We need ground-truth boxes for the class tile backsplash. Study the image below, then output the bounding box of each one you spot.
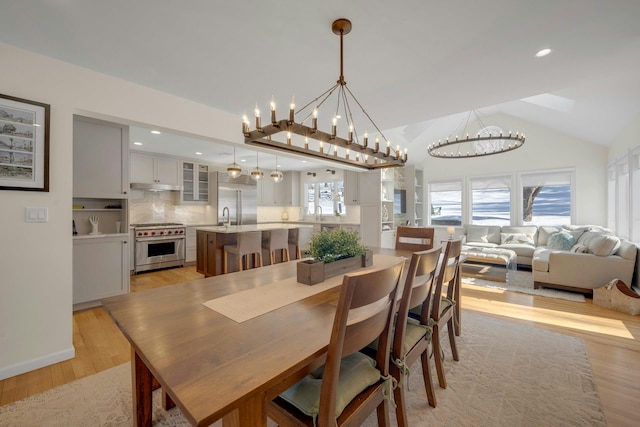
[129,190,216,225]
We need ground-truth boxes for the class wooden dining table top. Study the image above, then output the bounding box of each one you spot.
[102,247,411,426]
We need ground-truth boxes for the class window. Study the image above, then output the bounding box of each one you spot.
[520,170,574,226]
[631,149,640,242]
[306,181,345,216]
[470,176,511,226]
[429,180,462,225]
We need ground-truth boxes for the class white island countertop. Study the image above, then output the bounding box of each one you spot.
[196,223,313,233]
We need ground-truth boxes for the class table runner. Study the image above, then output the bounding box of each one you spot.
[202,254,404,322]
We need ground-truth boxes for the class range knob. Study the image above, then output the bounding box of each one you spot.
[167,230,173,234]
[144,232,148,236]
[159,231,164,235]
[151,231,156,236]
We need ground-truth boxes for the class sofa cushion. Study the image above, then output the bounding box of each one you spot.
[532,248,551,272]
[537,226,560,246]
[547,231,575,250]
[466,226,489,243]
[562,225,590,241]
[498,243,535,258]
[500,232,535,245]
[578,232,621,256]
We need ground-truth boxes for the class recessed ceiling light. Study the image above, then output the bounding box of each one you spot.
[195,152,203,155]
[535,48,551,57]
[133,141,143,146]
[241,159,246,162]
[150,130,161,135]
[302,160,307,163]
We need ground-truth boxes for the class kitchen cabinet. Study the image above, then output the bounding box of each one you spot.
[73,116,129,198]
[340,224,360,236]
[182,161,210,203]
[72,115,130,310]
[130,152,180,186]
[344,170,359,205]
[186,226,198,263]
[73,235,129,310]
[381,229,396,249]
[258,171,300,206]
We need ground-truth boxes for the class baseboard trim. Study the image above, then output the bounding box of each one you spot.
[0,347,75,381]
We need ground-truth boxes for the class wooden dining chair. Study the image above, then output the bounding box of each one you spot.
[222,231,263,273]
[267,259,405,427]
[391,247,441,426]
[431,238,462,389]
[395,226,435,252]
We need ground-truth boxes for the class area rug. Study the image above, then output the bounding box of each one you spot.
[462,267,586,303]
[0,311,604,427]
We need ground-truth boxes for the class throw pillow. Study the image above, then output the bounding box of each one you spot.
[500,233,535,245]
[466,226,489,243]
[580,232,621,256]
[547,231,575,250]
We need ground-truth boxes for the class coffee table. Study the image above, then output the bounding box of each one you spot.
[460,246,517,283]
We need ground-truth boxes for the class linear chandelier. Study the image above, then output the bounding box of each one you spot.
[242,18,407,170]
[427,111,525,158]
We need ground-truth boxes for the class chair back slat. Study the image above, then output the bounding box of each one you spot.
[432,239,462,321]
[395,226,435,251]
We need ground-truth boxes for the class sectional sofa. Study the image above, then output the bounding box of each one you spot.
[462,224,637,295]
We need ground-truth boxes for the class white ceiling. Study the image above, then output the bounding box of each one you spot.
[2,1,640,171]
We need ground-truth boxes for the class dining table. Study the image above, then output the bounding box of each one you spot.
[102,247,414,427]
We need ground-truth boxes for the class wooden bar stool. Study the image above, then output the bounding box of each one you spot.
[262,229,290,265]
[288,227,313,259]
[223,231,263,273]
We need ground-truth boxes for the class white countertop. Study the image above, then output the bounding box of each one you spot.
[196,223,314,233]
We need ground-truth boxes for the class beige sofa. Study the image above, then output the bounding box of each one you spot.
[462,224,638,295]
[532,225,637,294]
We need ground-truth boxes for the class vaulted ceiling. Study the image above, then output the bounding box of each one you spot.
[2,1,639,170]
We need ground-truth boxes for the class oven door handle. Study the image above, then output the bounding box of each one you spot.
[136,235,186,243]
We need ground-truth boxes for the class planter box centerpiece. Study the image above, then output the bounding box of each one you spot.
[297,228,372,285]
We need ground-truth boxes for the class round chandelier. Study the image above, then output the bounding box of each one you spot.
[427,111,525,158]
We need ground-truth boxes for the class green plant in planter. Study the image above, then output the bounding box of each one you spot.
[309,229,367,263]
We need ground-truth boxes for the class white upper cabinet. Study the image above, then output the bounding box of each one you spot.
[344,170,359,205]
[73,117,129,198]
[181,161,209,203]
[130,152,180,186]
[258,171,300,206]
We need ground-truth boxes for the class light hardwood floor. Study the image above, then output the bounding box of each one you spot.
[1,266,639,426]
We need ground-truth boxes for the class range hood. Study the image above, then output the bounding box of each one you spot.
[130,182,182,192]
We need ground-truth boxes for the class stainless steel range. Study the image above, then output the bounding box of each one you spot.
[132,223,186,273]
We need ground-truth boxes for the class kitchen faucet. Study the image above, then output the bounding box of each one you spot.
[315,205,323,221]
[222,206,230,226]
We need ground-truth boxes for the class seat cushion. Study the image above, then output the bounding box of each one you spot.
[279,352,380,420]
[403,318,431,355]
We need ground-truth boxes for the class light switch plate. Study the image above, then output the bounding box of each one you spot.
[25,207,48,223]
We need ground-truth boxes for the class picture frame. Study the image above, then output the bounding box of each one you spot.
[0,93,50,192]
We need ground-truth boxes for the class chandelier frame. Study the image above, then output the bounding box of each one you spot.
[243,18,407,170]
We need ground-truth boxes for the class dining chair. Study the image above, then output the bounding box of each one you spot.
[391,247,441,425]
[263,228,291,265]
[431,238,462,389]
[289,226,313,259]
[222,231,263,273]
[267,259,405,427]
[395,226,435,252]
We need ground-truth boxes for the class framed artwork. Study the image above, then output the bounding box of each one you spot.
[0,93,50,192]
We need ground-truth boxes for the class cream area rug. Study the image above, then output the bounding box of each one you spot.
[462,267,586,303]
[0,311,604,427]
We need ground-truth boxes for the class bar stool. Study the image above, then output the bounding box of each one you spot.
[223,231,263,274]
[288,227,313,259]
[262,228,290,265]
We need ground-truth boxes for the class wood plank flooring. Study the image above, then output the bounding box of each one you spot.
[1,266,639,426]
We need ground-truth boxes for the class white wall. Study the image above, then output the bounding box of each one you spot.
[0,42,240,379]
[608,113,640,162]
[421,113,608,226]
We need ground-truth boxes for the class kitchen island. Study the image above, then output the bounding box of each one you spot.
[196,224,314,277]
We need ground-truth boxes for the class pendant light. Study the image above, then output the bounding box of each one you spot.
[270,155,284,183]
[227,146,242,178]
[250,152,264,181]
